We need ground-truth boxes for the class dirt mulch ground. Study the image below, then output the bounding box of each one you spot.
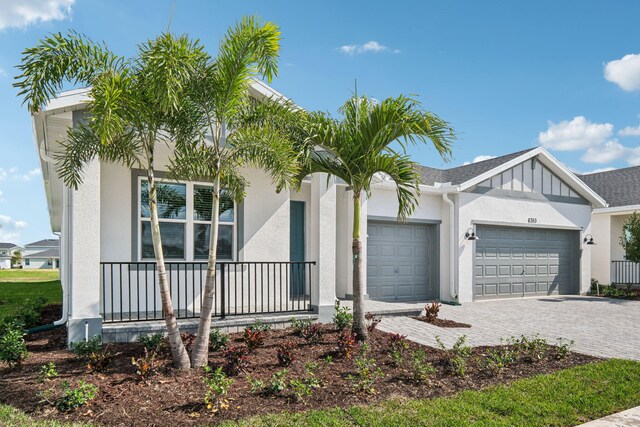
[0,321,599,427]
[412,316,472,328]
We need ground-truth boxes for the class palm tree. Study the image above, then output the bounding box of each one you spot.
[167,16,305,367]
[303,94,456,340]
[11,250,22,269]
[14,31,207,369]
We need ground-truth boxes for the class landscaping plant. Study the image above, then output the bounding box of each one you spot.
[333,300,353,331]
[132,348,159,382]
[509,334,550,363]
[203,366,233,413]
[621,211,640,263]
[53,380,98,412]
[243,327,266,351]
[209,328,229,351]
[408,349,436,383]
[0,321,28,368]
[14,296,47,328]
[555,338,575,359]
[276,341,296,367]
[388,333,409,367]
[70,336,102,361]
[138,333,165,353]
[222,346,250,375]
[300,322,321,343]
[480,345,517,377]
[424,301,441,322]
[365,312,381,332]
[436,335,472,377]
[266,369,289,395]
[348,344,384,394]
[337,329,358,359]
[38,362,59,382]
[290,318,313,336]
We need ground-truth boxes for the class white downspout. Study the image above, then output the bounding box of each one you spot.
[442,192,458,301]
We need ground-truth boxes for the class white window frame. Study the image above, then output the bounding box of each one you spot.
[137,177,237,262]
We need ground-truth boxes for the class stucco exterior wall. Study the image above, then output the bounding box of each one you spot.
[591,214,612,283]
[457,192,593,302]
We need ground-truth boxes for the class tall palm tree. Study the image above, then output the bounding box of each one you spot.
[303,94,456,340]
[167,16,305,367]
[14,31,207,369]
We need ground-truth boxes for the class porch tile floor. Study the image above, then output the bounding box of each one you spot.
[355,296,640,361]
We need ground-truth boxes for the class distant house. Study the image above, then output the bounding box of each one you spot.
[0,243,23,269]
[23,239,60,269]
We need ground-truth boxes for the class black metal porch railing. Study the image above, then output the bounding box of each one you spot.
[611,260,640,285]
[100,261,315,323]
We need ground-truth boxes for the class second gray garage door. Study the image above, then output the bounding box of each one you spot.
[367,221,439,301]
[474,225,579,300]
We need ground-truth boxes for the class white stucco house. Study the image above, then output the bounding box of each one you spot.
[23,239,60,269]
[579,167,640,286]
[0,243,22,269]
[33,83,624,343]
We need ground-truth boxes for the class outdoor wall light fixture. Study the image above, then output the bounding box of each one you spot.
[583,234,596,245]
[464,228,479,241]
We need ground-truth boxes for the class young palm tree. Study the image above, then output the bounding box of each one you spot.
[303,94,456,340]
[14,31,207,369]
[167,16,305,367]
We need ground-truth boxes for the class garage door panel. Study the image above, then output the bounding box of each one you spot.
[367,221,438,301]
[475,225,578,300]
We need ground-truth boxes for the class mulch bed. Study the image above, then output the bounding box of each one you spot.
[412,316,472,328]
[0,314,599,427]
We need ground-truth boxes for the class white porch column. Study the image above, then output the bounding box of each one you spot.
[67,158,102,344]
[309,173,337,322]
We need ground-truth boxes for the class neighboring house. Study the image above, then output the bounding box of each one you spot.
[0,242,23,269]
[579,167,640,285]
[23,239,60,269]
[32,84,612,343]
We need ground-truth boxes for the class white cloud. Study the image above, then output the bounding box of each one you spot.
[581,167,616,174]
[338,40,400,55]
[463,155,496,165]
[0,68,6,78]
[539,116,614,151]
[581,140,628,163]
[604,54,640,92]
[0,0,74,30]
[14,168,41,181]
[619,125,640,137]
[0,214,28,243]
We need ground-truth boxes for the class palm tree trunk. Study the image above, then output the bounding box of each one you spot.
[191,173,221,367]
[352,193,368,341]
[147,146,191,369]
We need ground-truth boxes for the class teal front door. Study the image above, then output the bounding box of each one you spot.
[290,201,305,297]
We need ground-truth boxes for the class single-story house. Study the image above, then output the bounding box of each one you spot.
[579,167,640,286]
[0,242,22,269]
[33,83,625,343]
[23,239,60,269]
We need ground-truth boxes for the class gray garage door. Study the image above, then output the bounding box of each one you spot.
[367,221,438,301]
[474,225,579,300]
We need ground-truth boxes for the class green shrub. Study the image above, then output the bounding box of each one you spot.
[54,380,98,412]
[138,333,165,353]
[408,349,436,383]
[203,365,233,413]
[38,362,59,382]
[15,296,47,328]
[337,329,357,359]
[70,335,102,361]
[436,335,472,377]
[509,334,549,363]
[333,300,353,331]
[247,319,272,333]
[554,338,575,359]
[222,346,249,376]
[290,318,313,336]
[480,345,517,376]
[300,323,321,343]
[388,333,409,367]
[348,344,384,394]
[0,322,28,368]
[131,348,158,381]
[266,369,288,395]
[209,328,229,351]
[276,341,296,367]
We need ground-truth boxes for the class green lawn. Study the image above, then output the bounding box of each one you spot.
[1,359,640,426]
[0,270,62,318]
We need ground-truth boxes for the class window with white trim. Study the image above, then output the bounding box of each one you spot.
[138,179,236,261]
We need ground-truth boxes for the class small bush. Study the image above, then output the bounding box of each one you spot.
[54,380,98,412]
[222,345,249,376]
[86,347,113,373]
[289,362,321,403]
[509,334,549,363]
[243,327,265,351]
[138,333,165,353]
[0,322,28,368]
[209,328,229,351]
[337,329,357,359]
[333,300,353,331]
[132,348,158,381]
[408,349,436,383]
[290,318,313,336]
[424,301,441,322]
[301,323,321,343]
[554,338,575,359]
[276,341,296,367]
[365,312,381,332]
[247,319,272,333]
[388,333,409,367]
[70,335,102,361]
[436,335,472,377]
[15,296,47,328]
[480,345,517,376]
[265,369,288,395]
[203,366,233,414]
[348,345,384,394]
[38,362,59,382]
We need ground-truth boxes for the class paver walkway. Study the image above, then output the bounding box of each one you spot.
[578,406,640,426]
[353,296,640,360]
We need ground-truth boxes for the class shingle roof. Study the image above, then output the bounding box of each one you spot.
[578,166,640,208]
[417,148,536,186]
[0,243,20,249]
[24,248,60,259]
[25,239,59,248]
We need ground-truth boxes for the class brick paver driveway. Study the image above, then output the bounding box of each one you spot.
[374,296,640,360]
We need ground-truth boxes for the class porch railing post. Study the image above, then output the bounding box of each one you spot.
[220,263,226,319]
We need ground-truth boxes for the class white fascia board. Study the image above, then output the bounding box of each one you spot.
[456,146,607,208]
[593,204,640,215]
[371,180,460,194]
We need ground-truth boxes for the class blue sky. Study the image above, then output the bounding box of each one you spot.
[0,0,639,244]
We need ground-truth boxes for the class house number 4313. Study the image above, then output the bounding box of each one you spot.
[528,218,538,223]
